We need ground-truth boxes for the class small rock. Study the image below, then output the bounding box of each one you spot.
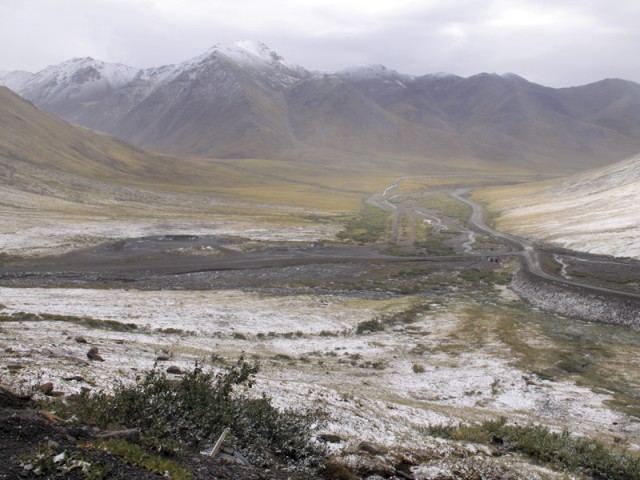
[7,364,24,370]
[358,441,387,456]
[87,347,104,362]
[39,411,66,423]
[166,366,183,375]
[395,468,415,480]
[53,452,66,464]
[156,354,171,361]
[319,434,343,443]
[75,336,88,344]
[63,375,85,382]
[4,347,13,353]
[0,384,32,408]
[46,439,60,450]
[96,428,141,442]
[38,382,54,395]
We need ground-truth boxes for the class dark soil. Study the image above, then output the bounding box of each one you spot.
[0,403,316,480]
[0,235,487,292]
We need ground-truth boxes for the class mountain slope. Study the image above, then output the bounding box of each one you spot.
[475,153,640,258]
[343,71,640,171]
[0,86,372,218]
[0,85,195,184]
[4,42,640,173]
[111,43,304,158]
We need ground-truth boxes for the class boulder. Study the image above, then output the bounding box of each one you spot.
[358,441,388,456]
[87,347,105,362]
[38,382,54,395]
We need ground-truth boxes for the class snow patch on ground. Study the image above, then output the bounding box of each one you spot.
[1,287,637,450]
[0,217,340,257]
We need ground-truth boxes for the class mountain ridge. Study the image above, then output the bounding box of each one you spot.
[3,41,640,173]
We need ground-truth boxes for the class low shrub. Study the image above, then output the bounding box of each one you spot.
[0,311,138,332]
[74,357,325,468]
[355,319,385,334]
[428,418,640,480]
[412,363,426,373]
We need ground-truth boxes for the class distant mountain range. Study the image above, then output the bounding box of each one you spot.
[3,41,640,174]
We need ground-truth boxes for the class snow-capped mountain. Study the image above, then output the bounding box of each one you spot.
[0,70,33,92]
[3,41,640,170]
[334,64,412,82]
[2,41,308,157]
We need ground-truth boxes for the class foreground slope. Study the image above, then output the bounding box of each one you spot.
[475,153,640,258]
[4,42,640,173]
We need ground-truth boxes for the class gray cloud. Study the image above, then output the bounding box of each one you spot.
[1,0,638,87]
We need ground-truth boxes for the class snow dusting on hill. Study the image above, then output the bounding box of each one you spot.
[492,153,640,259]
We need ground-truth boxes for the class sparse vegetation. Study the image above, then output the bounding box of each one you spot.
[93,439,192,479]
[0,311,138,332]
[72,357,325,468]
[428,418,640,480]
[337,204,391,243]
[412,363,425,373]
[414,234,455,255]
[419,192,470,220]
[356,303,431,334]
[355,319,385,334]
[458,267,511,285]
[155,327,187,335]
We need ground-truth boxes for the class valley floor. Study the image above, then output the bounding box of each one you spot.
[1,184,640,479]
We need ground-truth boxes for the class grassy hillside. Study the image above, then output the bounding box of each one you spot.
[0,86,376,214]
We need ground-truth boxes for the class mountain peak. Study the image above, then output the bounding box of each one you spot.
[32,56,139,90]
[206,40,289,68]
[336,64,410,81]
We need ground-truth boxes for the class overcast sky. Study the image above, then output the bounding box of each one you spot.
[1,0,638,87]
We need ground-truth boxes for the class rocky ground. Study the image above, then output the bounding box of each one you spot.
[0,397,315,479]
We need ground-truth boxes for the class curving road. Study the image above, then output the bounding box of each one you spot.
[449,189,640,300]
[377,175,640,300]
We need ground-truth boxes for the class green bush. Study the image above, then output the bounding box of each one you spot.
[412,363,426,373]
[355,319,385,334]
[74,357,325,468]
